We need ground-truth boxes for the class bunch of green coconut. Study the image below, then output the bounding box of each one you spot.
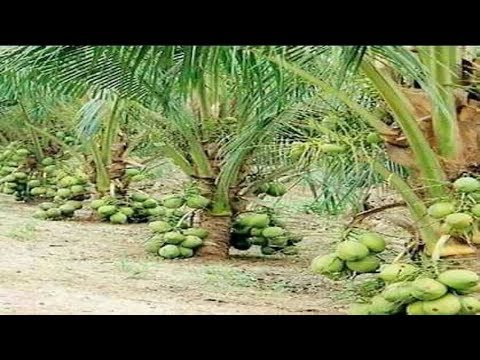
[0,145,35,199]
[310,232,387,278]
[143,191,213,259]
[349,264,480,315]
[145,220,208,259]
[89,192,166,224]
[426,176,480,241]
[123,167,147,184]
[254,181,288,197]
[289,141,346,161]
[33,172,90,220]
[54,130,79,146]
[231,209,302,255]
[0,145,61,202]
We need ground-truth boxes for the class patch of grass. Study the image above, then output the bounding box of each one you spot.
[117,259,153,279]
[6,221,39,241]
[202,266,259,289]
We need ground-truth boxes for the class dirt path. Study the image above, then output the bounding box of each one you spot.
[0,195,347,315]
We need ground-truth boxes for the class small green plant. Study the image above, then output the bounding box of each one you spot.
[117,259,153,279]
[7,221,38,241]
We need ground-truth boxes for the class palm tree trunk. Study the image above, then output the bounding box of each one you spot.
[196,212,232,259]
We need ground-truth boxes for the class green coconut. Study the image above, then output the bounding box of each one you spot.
[369,295,402,315]
[59,176,79,188]
[366,132,382,144]
[382,282,415,303]
[231,238,252,250]
[269,236,289,247]
[233,225,251,235]
[131,193,149,202]
[90,199,106,210]
[41,157,55,166]
[39,202,56,211]
[118,206,134,217]
[457,283,480,295]
[411,278,448,301]
[149,221,173,234]
[171,208,186,217]
[164,231,186,244]
[45,189,56,198]
[180,235,203,249]
[125,168,141,177]
[266,183,287,197]
[143,198,158,209]
[406,301,426,315]
[358,233,386,253]
[179,247,194,258]
[4,181,17,188]
[186,195,211,209]
[56,188,72,198]
[346,255,381,273]
[310,254,345,275]
[27,179,41,188]
[422,294,461,315]
[250,228,264,236]
[182,228,209,239]
[261,246,276,255]
[16,148,30,157]
[427,202,456,219]
[32,210,48,220]
[250,236,268,246]
[59,204,76,216]
[445,213,474,230]
[378,263,420,283]
[43,165,56,174]
[453,177,480,193]
[30,187,47,196]
[437,269,479,291]
[162,196,185,209]
[98,205,118,217]
[262,226,285,238]
[46,208,62,219]
[70,185,85,195]
[348,303,372,315]
[109,212,128,224]
[13,172,27,180]
[131,201,145,210]
[239,213,270,228]
[146,207,166,217]
[458,296,480,315]
[158,244,180,259]
[336,241,370,261]
[65,200,83,210]
[145,236,165,254]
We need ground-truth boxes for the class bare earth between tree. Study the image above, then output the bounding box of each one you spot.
[0,195,345,315]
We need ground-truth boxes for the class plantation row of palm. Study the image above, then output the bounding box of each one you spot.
[2,45,480,315]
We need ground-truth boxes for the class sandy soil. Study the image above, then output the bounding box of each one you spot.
[0,194,348,315]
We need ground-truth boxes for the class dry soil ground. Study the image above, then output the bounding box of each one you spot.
[0,191,353,315]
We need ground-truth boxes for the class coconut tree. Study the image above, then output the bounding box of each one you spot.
[269,45,480,257]
[0,46,328,258]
